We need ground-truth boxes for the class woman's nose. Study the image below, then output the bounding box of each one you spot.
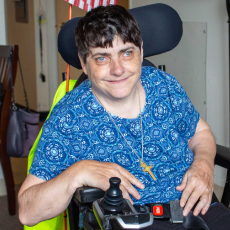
[110,59,125,76]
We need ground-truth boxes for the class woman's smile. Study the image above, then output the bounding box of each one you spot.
[107,77,129,84]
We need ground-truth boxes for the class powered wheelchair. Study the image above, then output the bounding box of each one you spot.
[26,3,230,230]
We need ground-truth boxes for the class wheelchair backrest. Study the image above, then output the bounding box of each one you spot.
[58,3,183,70]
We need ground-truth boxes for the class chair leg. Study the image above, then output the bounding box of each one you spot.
[221,169,230,208]
[0,148,16,215]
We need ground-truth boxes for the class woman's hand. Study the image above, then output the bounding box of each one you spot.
[176,159,214,216]
[71,160,145,204]
[176,118,216,217]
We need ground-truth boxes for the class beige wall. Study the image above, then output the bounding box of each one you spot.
[118,0,129,9]
[5,0,37,111]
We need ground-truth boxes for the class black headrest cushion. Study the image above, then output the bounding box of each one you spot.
[58,3,183,69]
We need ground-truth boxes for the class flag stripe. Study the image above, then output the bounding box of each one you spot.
[74,0,79,6]
[91,0,95,8]
[69,0,75,4]
[95,0,99,7]
[83,0,88,11]
[79,0,84,9]
[65,0,116,11]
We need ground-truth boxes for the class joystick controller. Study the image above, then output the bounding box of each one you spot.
[93,177,153,230]
[100,177,125,214]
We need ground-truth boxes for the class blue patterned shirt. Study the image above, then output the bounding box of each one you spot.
[30,66,200,205]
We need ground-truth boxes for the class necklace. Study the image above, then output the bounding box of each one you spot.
[92,86,157,181]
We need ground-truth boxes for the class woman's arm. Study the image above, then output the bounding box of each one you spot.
[18,160,144,226]
[176,118,216,216]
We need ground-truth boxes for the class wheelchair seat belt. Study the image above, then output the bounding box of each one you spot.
[140,200,209,230]
[135,194,218,230]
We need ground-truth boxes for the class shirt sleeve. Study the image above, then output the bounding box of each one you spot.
[29,93,80,181]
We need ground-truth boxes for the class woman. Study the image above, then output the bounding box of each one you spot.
[19,5,229,230]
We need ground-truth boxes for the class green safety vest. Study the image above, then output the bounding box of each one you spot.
[25,80,77,230]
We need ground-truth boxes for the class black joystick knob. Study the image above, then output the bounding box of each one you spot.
[104,177,123,206]
[100,177,125,214]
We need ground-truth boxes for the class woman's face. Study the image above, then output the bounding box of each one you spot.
[79,36,143,101]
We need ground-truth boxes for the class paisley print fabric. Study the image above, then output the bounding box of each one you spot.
[30,66,200,205]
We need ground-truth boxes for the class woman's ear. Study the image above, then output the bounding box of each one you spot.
[78,54,88,75]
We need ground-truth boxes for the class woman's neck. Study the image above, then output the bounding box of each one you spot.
[92,82,146,119]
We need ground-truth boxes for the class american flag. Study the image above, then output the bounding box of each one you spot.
[64,0,118,12]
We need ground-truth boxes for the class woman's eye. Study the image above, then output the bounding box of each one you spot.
[124,51,132,56]
[97,57,105,62]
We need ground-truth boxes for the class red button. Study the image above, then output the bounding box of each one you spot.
[153,205,163,216]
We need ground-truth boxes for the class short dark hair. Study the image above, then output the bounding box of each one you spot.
[75,5,142,63]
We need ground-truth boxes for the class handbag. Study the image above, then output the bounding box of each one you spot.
[6,52,40,157]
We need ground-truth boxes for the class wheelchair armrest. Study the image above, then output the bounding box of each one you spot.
[69,187,105,230]
[215,144,230,170]
[73,186,105,204]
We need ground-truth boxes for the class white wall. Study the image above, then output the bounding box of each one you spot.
[131,0,229,190]
[46,0,59,108]
[0,0,6,45]
[33,0,58,111]
[0,0,7,196]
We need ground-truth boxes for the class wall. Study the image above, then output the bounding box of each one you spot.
[33,0,58,110]
[0,0,7,196]
[131,0,229,194]
[0,0,6,44]
[5,0,37,111]
[5,0,58,112]
[118,0,129,10]
[0,0,6,46]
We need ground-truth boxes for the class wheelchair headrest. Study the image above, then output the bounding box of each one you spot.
[58,3,183,69]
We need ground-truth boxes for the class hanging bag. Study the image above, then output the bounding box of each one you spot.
[6,51,40,157]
